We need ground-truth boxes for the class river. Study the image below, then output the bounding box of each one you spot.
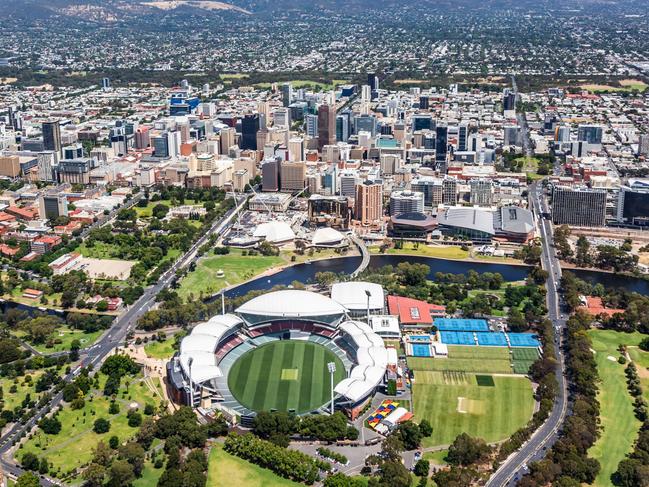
[222,255,649,298]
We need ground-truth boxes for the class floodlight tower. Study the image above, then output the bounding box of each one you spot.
[187,356,194,408]
[365,289,372,323]
[327,362,336,415]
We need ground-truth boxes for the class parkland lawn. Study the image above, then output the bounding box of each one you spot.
[13,325,103,354]
[19,374,161,476]
[368,242,522,264]
[587,329,648,487]
[177,247,342,300]
[207,443,300,487]
[144,337,177,359]
[412,371,534,446]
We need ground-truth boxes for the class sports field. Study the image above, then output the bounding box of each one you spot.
[588,330,647,487]
[228,341,345,413]
[408,346,515,374]
[412,371,534,446]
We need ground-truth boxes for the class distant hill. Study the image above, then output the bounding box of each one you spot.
[3,0,646,22]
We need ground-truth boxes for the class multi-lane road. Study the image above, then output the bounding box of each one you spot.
[0,195,247,485]
[487,182,569,486]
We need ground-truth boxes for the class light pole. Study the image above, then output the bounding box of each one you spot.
[365,289,372,323]
[187,357,194,408]
[327,362,336,415]
[221,290,225,315]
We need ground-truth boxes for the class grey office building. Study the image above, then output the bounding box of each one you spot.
[42,120,62,155]
[552,187,606,227]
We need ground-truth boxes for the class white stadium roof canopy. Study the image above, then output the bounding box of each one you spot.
[236,290,347,318]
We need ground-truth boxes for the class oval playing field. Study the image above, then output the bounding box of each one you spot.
[227,341,346,414]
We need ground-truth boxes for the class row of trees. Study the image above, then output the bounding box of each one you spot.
[224,433,325,484]
[554,226,639,274]
[252,411,358,446]
[519,312,601,486]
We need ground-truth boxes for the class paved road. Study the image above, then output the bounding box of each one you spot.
[0,196,248,485]
[486,182,569,486]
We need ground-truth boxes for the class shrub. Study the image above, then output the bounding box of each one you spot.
[93,418,111,434]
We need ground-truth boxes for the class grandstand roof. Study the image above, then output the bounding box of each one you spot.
[334,378,377,403]
[179,351,222,384]
[180,334,219,354]
[331,282,385,311]
[236,290,347,318]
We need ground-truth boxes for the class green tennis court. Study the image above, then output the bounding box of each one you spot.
[228,341,345,413]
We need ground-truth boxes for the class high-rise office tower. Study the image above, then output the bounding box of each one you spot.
[355,180,383,225]
[102,77,111,90]
[361,85,371,102]
[37,151,57,182]
[577,125,603,145]
[412,115,433,132]
[639,134,649,157]
[280,161,306,192]
[306,114,318,138]
[273,108,290,128]
[552,187,606,227]
[555,125,571,143]
[354,114,377,137]
[135,127,151,150]
[281,83,293,107]
[435,125,448,162]
[152,135,169,158]
[368,74,379,92]
[42,120,62,155]
[442,177,458,205]
[39,194,68,220]
[389,190,424,216]
[241,114,260,151]
[503,125,521,147]
[419,95,430,110]
[317,104,335,151]
[469,179,494,206]
[63,144,84,160]
[503,89,517,111]
[288,137,304,162]
[220,127,236,154]
[261,158,281,192]
[336,115,350,142]
[458,123,469,152]
[340,170,358,197]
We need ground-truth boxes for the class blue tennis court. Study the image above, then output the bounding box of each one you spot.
[434,318,489,332]
[412,344,432,357]
[476,332,508,346]
[508,333,541,348]
[440,331,476,346]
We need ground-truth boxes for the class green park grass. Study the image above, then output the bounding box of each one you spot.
[134,199,198,218]
[370,243,470,260]
[588,329,648,486]
[144,337,177,359]
[412,373,534,447]
[133,459,165,487]
[13,325,103,354]
[423,449,448,466]
[0,370,48,412]
[253,79,349,91]
[207,443,300,487]
[220,73,250,80]
[177,248,284,300]
[20,374,161,475]
[227,341,345,413]
[77,241,123,259]
[408,346,515,374]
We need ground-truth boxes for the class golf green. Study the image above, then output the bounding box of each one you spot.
[227,341,346,413]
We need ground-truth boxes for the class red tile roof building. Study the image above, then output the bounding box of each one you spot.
[387,295,446,326]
